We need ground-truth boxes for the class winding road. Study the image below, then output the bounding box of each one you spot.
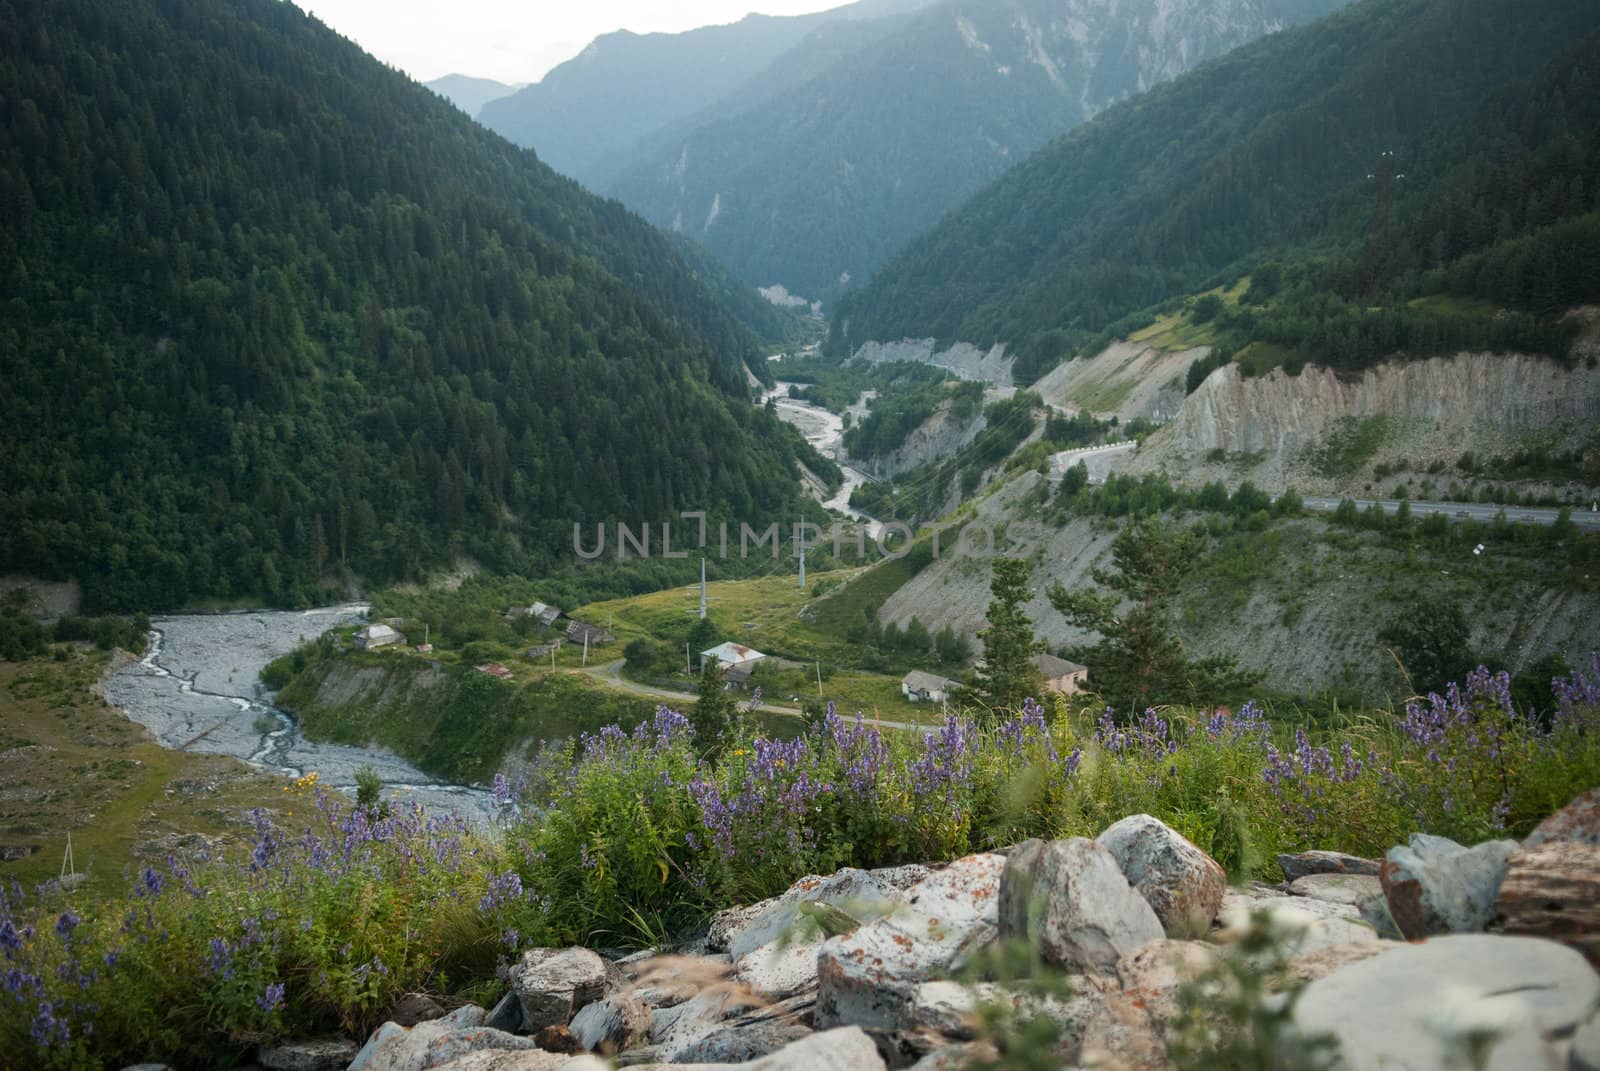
[574,659,927,733]
[1301,496,1600,531]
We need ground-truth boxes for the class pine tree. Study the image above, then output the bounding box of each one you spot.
[971,557,1043,717]
[692,656,737,752]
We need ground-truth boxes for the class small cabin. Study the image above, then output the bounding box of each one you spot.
[902,670,958,704]
[565,620,616,647]
[1034,653,1089,695]
[700,641,765,674]
[476,663,512,680]
[355,624,403,651]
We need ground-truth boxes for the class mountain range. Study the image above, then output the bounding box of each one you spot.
[831,0,1600,382]
[425,73,526,118]
[480,0,1350,304]
[476,0,940,187]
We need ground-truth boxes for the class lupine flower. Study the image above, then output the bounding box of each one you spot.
[257,981,285,1014]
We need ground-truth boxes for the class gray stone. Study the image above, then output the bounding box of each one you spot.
[815,853,1006,1030]
[484,991,523,1035]
[1293,935,1600,1070]
[347,1018,508,1071]
[1379,833,1517,939]
[425,1054,574,1071]
[256,1036,359,1071]
[901,981,989,1040]
[869,864,931,890]
[705,901,769,954]
[1115,939,1221,1025]
[1277,850,1381,882]
[1524,786,1600,848]
[568,993,650,1054]
[728,868,905,998]
[670,1019,814,1062]
[732,1026,885,1071]
[1097,814,1226,933]
[650,989,764,1058]
[390,994,448,1027]
[510,948,612,1031]
[998,838,1163,975]
[1221,895,1380,958]
[1574,1013,1600,1071]
[424,1028,540,1067]
[1286,872,1383,908]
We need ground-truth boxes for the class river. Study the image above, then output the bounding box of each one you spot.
[102,606,496,823]
[766,382,884,539]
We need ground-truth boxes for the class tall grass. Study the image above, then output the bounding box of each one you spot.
[3,659,1596,1068]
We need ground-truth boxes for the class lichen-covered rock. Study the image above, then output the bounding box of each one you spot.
[509,948,611,1032]
[1379,833,1517,939]
[1277,850,1381,882]
[1523,786,1600,848]
[1116,939,1220,1025]
[1494,840,1600,967]
[999,838,1163,975]
[256,1036,360,1071]
[815,854,1005,1030]
[727,868,905,998]
[567,993,650,1054]
[1292,935,1600,1070]
[1097,815,1226,933]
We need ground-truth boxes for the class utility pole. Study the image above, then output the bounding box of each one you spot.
[582,630,589,667]
[816,661,824,698]
[1366,150,1406,299]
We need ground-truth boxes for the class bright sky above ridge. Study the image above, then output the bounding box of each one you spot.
[297,0,847,85]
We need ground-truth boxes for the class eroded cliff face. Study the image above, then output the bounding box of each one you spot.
[1134,350,1600,493]
[844,401,988,480]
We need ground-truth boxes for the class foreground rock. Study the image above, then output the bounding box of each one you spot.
[722,868,905,998]
[565,992,650,1054]
[1379,833,1517,940]
[816,854,1005,1030]
[1277,850,1380,882]
[348,1005,489,1071]
[1293,935,1600,1070]
[510,948,613,1032]
[1524,787,1600,848]
[256,1036,359,1071]
[1494,841,1600,967]
[1097,815,1226,935]
[999,838,1164,975]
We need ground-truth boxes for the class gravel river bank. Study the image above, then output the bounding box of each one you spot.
[102,606,496,823]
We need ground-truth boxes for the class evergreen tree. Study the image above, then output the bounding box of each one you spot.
[971,558,1044,716]
[1048,517,1261,714]
[692,657,737,751]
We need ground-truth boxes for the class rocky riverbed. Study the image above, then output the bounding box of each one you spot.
[102,606,496,822]
[766,382,883,540]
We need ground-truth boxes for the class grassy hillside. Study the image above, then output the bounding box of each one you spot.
[0,652,286,896]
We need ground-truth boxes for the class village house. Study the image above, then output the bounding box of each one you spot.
[524,640,562,661]
[1035,653,1089,695]
[476,663,512,680]
[901,670,959,704]
[528,602,563,628]
[699,641,765,674]
[565,620,616,647]
[354,623,403,650]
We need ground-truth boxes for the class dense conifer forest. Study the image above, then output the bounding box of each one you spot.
[0,0,817,609]
[830,0,1600,384]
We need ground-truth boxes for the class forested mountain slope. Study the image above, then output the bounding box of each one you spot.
[476,0,939,187]
[0,0,815,609]
[606,0,1346,305]
[830,0,1600,382]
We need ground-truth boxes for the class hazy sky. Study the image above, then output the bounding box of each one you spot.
[298,0,847,85]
